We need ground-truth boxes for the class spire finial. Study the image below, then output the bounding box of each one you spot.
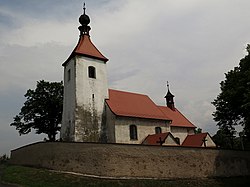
[79,2,91,35]
[83,2,86,14]
[167,81,170,90]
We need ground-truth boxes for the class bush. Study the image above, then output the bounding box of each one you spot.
[0,154,9,164]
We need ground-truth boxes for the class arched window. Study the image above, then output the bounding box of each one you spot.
[88,66,96,79]
[129,125,137,140]
[155,127,162,134]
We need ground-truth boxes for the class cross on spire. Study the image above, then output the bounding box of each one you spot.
[83,2,86,14]
[167,81,170,91]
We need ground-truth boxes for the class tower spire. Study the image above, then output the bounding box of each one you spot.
[164,82,175,110]
[78,2,91,35]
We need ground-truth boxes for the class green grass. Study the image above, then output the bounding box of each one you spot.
[1,164,250,187]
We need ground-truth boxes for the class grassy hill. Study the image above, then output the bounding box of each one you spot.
[1,164,250,187]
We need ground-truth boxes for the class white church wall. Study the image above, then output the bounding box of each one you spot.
[115,117,170,144]
[74,56,108,142]
[61,58,76,141]
[170,126,191,145]
[75,56,108,108]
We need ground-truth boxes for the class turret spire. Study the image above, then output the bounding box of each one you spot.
[164,82,175,110]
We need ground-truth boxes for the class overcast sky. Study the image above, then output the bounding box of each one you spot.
[0,0,249,155]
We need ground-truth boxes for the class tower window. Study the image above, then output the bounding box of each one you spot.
[155,127,162,134]
[129,125,137,140]
[67,69,71,82]
[88,66,96,79]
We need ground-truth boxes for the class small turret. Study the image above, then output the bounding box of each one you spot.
[164,82,175,110]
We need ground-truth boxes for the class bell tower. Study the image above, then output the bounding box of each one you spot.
[61,4,109,142]
[164,82,175,110]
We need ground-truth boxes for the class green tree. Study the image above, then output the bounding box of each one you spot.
[194,128,202,134]
[212,129,234,149]
[212,129,245,150]
[10,80,63,141]
[212,44,250,142]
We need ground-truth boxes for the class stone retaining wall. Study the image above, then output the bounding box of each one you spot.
[10,142,250,179]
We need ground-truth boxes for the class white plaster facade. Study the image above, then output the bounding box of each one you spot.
[171,126,195,144]
[61,58,76,141]
[115,118,170,144]
[75,56,108,109]
[105,104,196,145]
[61,55,108,142]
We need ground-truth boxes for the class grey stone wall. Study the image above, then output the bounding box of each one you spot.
[10,142,250,179]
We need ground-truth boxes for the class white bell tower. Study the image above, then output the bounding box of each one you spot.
[61,5,109,142]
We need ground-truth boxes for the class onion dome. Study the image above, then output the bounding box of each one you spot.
[78,3,91,35]
[79,12,90,26]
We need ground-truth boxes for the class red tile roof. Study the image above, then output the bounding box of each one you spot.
[182,133,208,147]
[106,89,170,120]
[106,89,169,120]
[158,106,196,128]
[106,89,196,129]
[63,34,108,66]
[142,132,177,145]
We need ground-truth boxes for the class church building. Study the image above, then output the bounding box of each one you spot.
[60,6,216,148]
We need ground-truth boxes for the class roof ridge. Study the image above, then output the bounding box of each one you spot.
[108,89,148,97]
[188,132,208,136]
[148,132,169,137]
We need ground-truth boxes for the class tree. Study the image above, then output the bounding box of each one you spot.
[212,44,250,142]
[10,80,63,141]
[194,128,202,134]
[212,129,234,149]
[212,128,246,150]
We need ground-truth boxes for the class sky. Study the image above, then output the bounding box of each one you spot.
[0,0,249,155]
